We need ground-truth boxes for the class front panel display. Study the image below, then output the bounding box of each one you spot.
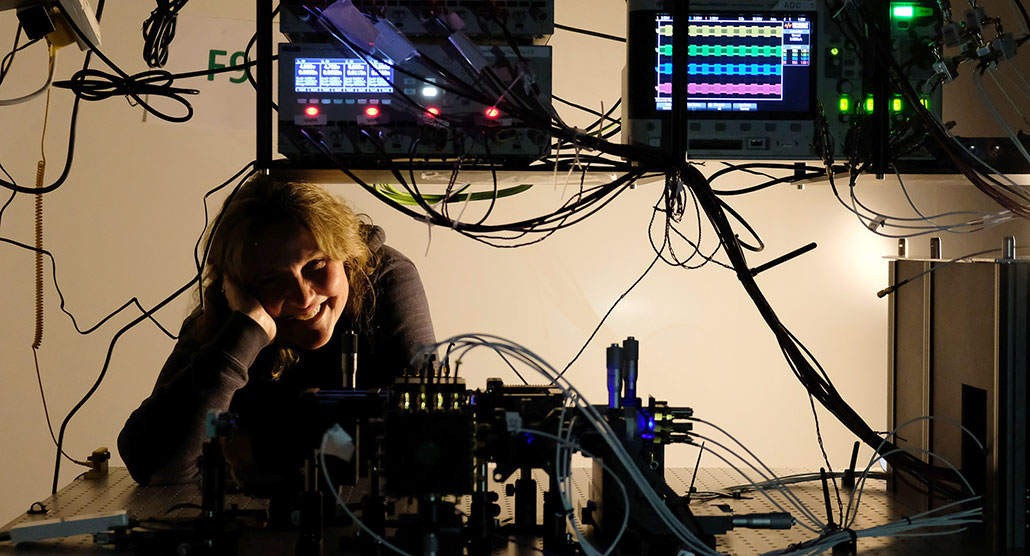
[294,58,394,94]
[279,43,552,162]
[653,13,815,117]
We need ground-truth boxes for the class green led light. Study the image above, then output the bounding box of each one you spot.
[839,96,850,112]
[892,4,915,18]
[830,47,840,56]
[920,97,930,109]
[865,96,875,113]
[891,97,903,112]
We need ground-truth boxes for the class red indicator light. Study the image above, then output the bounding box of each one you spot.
[426,107,440,116]
[365,106,380,117]
[304,106,320,117]
[484,106,500,119]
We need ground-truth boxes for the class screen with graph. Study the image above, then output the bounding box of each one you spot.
[654,13,814,115]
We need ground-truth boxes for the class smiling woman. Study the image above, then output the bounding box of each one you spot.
[116,173,435,487]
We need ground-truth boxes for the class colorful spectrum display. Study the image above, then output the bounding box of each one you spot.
[655,14,813,113]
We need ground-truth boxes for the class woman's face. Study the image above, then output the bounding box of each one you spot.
[243,221,349,350]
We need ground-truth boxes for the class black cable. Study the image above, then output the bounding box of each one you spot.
[834,0,1030,219]
[300,128,645,237]
[554,22,626,43]
[0,23,21,86]
[0,25,262,194]
[51,274,196,494]
[808,393,844,525]
[0,0,105,196]
[0,235,177,338]
[242,4,280,112]
[51,54,281,121]
[54,68,197,122]
[716,198,765,252]
[304,3,654,164]
[0,24,43,89]
[683,163,966,499]
[0,170,15,226]
[557,251,663,380]
[51,2,199,123]
[49,162,255,494]
[552,96,620,127]
[649,178,732,271]
[1010,0,1030,37]
[194,162,257,301]
[713,170,826,196]
[142,0,189,68]
[708,162,827,185]
[58,3,277,123]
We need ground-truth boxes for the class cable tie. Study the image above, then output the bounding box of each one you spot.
[902,515,912,526]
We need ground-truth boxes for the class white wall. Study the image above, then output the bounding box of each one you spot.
[1,0,1028,525]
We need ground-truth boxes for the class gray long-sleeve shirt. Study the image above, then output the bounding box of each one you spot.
[117,233,435,486]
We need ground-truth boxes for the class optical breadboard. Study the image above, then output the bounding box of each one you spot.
[278,43,552,162]
[280,0,554,40]
[624,0,944,161]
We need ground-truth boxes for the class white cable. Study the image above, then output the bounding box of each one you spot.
[914,85,1025,191]
[1004,62,1030,105]
[992,66,1030,128]
[686,432,826,533]
[987,67,1030,134]
[975,69,1030,176]
[687,417,834,529]
[845,415,983,529]
[413,335,984,556]
[829,171,995,239]
[768,497,981,556]
[417,334,724,555]
[319,438,414,556]
[1006,0,1030,34]
[0,43,55,106]
[515,425,630,556]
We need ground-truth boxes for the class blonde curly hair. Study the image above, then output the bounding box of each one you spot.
[193,173,376,375]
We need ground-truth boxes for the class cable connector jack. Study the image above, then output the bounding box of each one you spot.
[83,447,109,480]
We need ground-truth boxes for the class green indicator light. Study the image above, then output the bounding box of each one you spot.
[830,47,840,56]
[892,97,903,112]
[915,7,933,16]
[920,97,930,108]
[839,96,850,112]
[892,4,915,18]
[865,96,875,113]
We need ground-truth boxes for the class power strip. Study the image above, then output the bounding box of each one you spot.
[56,0,101,49]
[9,510,129,544]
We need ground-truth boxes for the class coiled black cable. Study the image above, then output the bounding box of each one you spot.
[53,68,197,122]
[142,0,189,68]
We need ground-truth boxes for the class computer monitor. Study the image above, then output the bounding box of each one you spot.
[653,13,815,117]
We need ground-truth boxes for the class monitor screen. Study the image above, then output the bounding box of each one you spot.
[654,13,814,116]
[294,57,394,94]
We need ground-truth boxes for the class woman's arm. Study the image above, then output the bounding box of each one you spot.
[360,245,437,385]
[116,312,269,485]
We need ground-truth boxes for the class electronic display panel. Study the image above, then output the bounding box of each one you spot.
[651,12,814,118]
[294,57,394,94]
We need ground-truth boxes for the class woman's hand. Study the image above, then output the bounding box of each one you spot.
[223,277,276,344]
